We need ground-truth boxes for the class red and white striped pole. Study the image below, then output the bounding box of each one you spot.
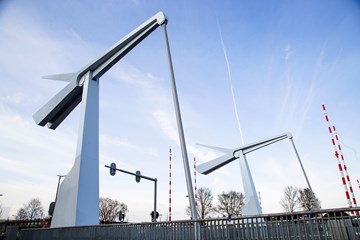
[194,157,198,206]
[332,125,358,208]
[322,104,352,208]
[357,179,360,191]
[169,148,172,221]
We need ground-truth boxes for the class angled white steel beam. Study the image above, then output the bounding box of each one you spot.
[197,132,291,175]
[33,12,166,130]
[197,133,292,216]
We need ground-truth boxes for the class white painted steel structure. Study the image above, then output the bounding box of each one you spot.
[33,12,198,228]
[197,132,315,215]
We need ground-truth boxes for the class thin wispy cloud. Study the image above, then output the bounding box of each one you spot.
[100,134,136,149]
[284,43,296,61]
[152,110,218,163]
[217,21,245,145]
[152,110,179,143]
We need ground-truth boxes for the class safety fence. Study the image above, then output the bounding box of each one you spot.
[20,207,360,240]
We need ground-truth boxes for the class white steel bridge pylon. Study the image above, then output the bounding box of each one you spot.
[33,12,198,227]
[197,132,316,215]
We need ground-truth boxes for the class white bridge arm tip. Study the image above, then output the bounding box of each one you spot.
[155,12,167,25]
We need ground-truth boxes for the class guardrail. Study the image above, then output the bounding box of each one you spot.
[20,207,360,240]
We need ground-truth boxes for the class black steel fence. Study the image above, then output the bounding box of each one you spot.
[20,207,360,240]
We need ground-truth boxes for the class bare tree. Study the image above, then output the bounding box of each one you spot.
[298,188,321,211]
[186,187,214,219]
[216,191,245,217]
[99,197,128,223]
[16,208,27,220]
[16,198,44,220]
[280,186,299,212]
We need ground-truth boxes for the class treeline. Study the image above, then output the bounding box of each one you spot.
[186,187,245,219]
[2,186,321,222]
[7,197,128,223]
[187,186,321,219]
[280,186,321,212]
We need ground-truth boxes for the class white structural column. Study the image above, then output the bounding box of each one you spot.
[162,23,198,223]
[51,72,99,227]
[238,154,262,215]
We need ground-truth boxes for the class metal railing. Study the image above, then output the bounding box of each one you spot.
[20,207,360,240]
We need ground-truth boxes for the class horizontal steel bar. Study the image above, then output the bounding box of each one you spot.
[105,165,156,182]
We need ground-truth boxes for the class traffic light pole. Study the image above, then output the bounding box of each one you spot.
[105,164,158,222]
[154,179,157,222]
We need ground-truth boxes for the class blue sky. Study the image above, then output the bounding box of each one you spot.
[1,0,360,221]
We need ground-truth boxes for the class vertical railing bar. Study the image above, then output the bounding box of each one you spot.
[276,216,281,240]
[225,219,228,240]
[219,219,222,240]
[240,217,245,240]
[307,214,313,239]
[202,220,206,240]
[330,212,338,240]
[281,216,286,240]
[255,217,258,240]
[288,214,293,240]
[282,216,287,240]
[355,214,360,239]
[221,219,224,240]
[211,219,214,240]
[325,212,332,239]
[251,217,255,240]
[298,214,303,240]
[285,215,290,239]
[267,217,271,240]
[320,213,326,240]
[210,219,214,240]
[235,218,240,240]
[293,214,298,240]
[219,219,222,239]
[313,213,321,240]
[340,211,347,240]
[305,214,310,240]
[247,217,250,240]
[345,211,355,239]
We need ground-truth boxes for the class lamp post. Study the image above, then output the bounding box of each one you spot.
[105,163,158,222]
[55,175,66,203]
[48,175,66,216]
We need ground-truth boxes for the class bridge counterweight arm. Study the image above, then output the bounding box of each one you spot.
[33,12,167,129]
[197,132,292,175]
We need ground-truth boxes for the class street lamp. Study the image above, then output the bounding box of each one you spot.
[49,175,66,216]
[105,163,158,222]
[55,175,66,203]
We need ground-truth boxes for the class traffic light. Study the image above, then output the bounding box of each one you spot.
[150,211,159,220]
[135,170,141,183]
[119,211,125,222]
[48,202,55,216]
[110,162,116,176]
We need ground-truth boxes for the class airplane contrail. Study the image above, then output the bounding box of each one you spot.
[217,22,245,145]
